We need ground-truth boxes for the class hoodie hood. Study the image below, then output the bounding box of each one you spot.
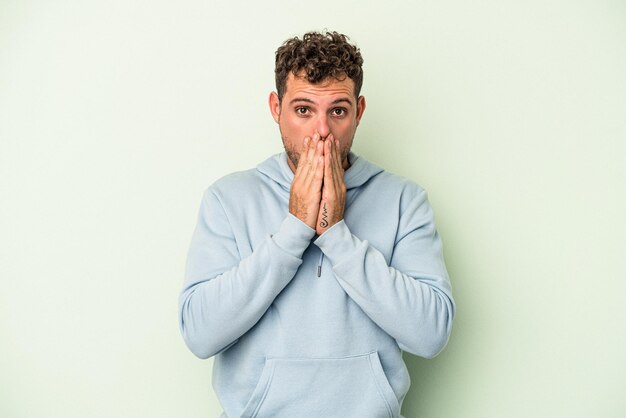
[256,151,384,191]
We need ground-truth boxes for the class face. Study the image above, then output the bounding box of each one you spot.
[269,73,366,172]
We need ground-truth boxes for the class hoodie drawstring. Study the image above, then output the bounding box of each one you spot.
[317,252,324,277]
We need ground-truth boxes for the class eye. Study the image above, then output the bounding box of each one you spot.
[331,108,347,117]
[295,106,310,115]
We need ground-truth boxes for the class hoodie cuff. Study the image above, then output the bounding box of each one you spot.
[271,214,316,258]
[313,220,361,264]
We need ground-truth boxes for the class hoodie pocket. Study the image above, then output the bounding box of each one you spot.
[240,351,400,418]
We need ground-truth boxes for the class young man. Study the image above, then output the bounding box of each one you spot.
[179,31,455,418]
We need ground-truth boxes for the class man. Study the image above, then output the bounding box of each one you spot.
[179,31,455,418]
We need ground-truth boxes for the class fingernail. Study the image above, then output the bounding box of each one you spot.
[304,137,309,145]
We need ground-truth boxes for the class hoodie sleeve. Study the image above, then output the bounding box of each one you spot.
[179,188,315,359]
[313,188,455,359]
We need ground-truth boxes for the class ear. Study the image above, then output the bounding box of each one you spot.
[356,96,366,125]
[269,92,281,123]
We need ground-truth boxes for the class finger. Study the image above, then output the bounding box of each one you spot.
[305,135,323,184]
[296,133,317,184]
[331,137,344,192]
[323,142,334,199]
[294,136,311,178]
[324,135,333,166]
[327,134,336,158]
[313,154,324,191]
[326,134,339,186]
[333,137,343,175]
[305,133,320,168]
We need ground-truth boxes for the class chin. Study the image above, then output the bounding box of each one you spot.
[285,149,300,169]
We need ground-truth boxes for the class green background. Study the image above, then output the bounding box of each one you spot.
[1,0,625,417]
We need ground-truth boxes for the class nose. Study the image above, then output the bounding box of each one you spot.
[316,115,331,139]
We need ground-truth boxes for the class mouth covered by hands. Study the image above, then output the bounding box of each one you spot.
[288,133,346,236]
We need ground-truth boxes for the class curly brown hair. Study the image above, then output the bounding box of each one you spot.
[274,31,364,101]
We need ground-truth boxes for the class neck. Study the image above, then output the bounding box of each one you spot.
[342,155,351,170]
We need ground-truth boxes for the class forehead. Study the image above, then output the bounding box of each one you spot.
[284,73,356,101]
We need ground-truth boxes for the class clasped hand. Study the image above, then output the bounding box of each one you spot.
[289,133,346,236]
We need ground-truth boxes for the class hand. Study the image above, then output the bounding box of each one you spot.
[316,134,346,235]
[289,133,324,229]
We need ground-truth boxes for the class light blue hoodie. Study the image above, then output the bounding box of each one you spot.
[179,152,455,418]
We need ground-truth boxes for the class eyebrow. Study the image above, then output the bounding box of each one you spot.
[289,97,354,106]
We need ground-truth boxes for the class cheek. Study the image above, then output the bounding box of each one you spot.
[281,116,305,135]
[279,121,304,152]
[333,120,356,141]
[283,116,318,144]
